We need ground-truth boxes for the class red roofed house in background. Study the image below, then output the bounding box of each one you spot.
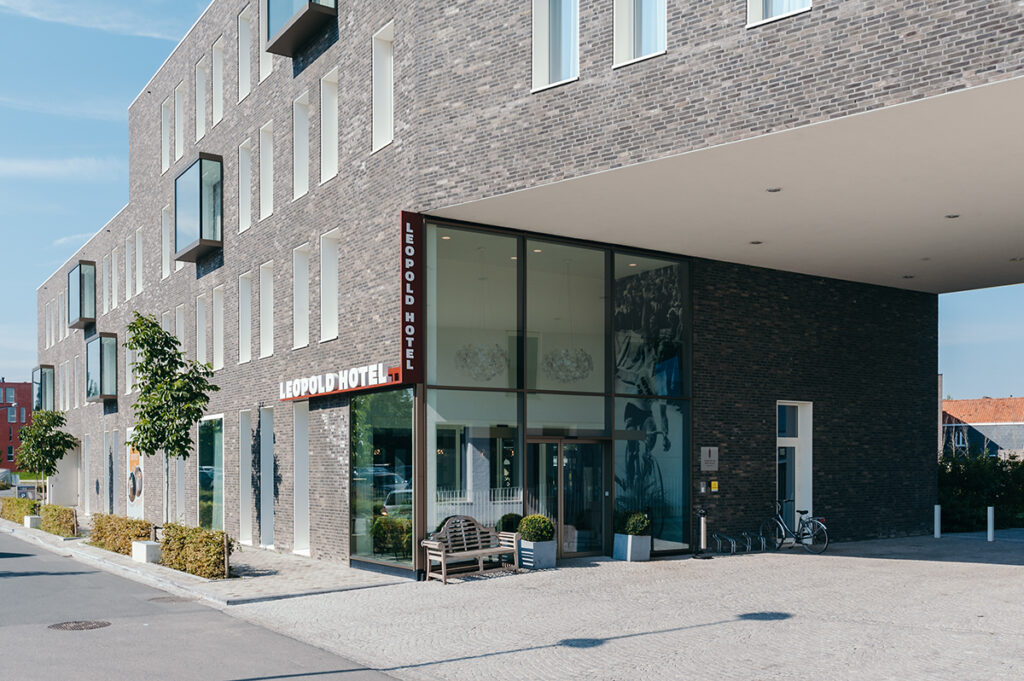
[942,398,1024,460]
[0,379,32,472]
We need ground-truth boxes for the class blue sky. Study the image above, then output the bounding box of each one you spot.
[0,1,1021,399]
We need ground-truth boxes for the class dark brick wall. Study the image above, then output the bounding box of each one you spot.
[691,259,939,542]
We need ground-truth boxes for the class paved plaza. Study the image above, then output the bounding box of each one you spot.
[232,534,1024,681]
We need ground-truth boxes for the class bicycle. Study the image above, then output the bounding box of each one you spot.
[760,500,829,554]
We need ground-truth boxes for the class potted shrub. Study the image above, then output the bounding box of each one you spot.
[613,511,651,562]
[518,514,556,569]
[496,513,522,533]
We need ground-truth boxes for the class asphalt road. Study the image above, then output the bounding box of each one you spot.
[0,532,394,681]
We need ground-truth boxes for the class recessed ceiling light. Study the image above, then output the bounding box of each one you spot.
[628,263,637,267]
[902,275,915,279]
[441,235,451,240]
[510,256,518,261]
[749,240,763,245]
[533,249,542,253]
[945,214,960,219]
[766,188,782,193]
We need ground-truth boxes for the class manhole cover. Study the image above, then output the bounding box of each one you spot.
[148,596,197,603]
[48,621,111,631]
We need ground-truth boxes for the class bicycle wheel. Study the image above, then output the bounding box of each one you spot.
[801,519,829,554]
[760,519,785,551]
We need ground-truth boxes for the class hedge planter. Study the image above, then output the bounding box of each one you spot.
[613,533,651,562]
[519,539,557,569]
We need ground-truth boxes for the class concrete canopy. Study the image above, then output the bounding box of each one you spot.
[429,76,1024,294]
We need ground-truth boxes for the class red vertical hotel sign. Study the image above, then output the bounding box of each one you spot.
[400,211,424,384]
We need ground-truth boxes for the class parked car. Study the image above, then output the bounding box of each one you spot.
[381,489,412,517]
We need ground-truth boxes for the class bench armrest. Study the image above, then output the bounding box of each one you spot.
[421,539,446,552]
[497,531,520,549]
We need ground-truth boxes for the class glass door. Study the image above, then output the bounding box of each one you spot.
[526,440,608,558]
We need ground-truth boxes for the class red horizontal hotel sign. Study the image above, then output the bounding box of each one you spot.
[278,212,423,402]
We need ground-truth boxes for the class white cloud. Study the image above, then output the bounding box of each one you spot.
[0,157,125,182]
[0,0,198,41]
[52,232,95,248]
[0,95,127,122]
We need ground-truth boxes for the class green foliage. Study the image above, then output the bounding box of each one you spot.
[371,516,412,559]
[1,497,39,524]
[90,514,153,555]
[41,504,76,537]
[518,514,554,542]
[125,312,219,462]
[161,523,234,579]
[938,453,1024,531]
[615,511,651,536]
[15,410,78,479]
[497,513,523,533]
[0,481,9,491]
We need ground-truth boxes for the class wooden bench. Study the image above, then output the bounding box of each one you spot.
[421,515,520,584]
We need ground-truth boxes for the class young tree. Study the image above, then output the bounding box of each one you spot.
[16,410,78,504]
[125,311,219,523]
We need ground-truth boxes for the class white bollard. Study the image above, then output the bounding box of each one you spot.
[934,505,941,539]
[987,506,994,542]
[700,514,707,552]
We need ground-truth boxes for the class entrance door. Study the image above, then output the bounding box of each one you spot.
[526,440,608,558]
[777,402,813,529]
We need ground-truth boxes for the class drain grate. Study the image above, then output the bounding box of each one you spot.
[48,621,111,631]
[148,596,197,603]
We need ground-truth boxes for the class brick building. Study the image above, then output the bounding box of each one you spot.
[35,0,1024,573]
[0,380,31,472]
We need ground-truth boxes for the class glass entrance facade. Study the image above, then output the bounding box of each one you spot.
[424,221,691,554]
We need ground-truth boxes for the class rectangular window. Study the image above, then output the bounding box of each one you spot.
[174,155,224,261]
[196,294,208,365]
[86,334,117,401]
[371,22,394,152]
[124,236,133,300]
[74,356,80,408]
[111,247,119,309]
[212,37,225,124]
[293,244,310,349]
[748,0,811,25]
[239,273,253,364]
[125,348,134,394]
[259,3,273,82]
[238,139,253,232]
[293,92,310,199]
[135,228,144,294]
[293,400,310,554]
[259,261,274,358]
[213,285,225,370]
[532,0,579,90]
[174,82,185,161]
[4,387,12,403]
[175,304,185,347]
[8,406,15,423]
[198,417,224,531]
[102,255,110,314]
[259,122,274,219]
[20,407,24,423]
[320,69,338,183]
[161,310,172,332]
[161,98,172,172]
[238,7,253,101]
[320,229,339,341]
[57,293,64,341]
[162,206,172,278]
[613,0,666,65]
[195,57,208,141]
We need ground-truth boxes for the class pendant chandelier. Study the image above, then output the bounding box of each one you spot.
[454,245,508,382]
[542,258,593,384]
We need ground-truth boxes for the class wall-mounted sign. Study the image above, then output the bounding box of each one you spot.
[700,446,719,472]
[279,363,401,402]
[126,428,144,520]
[710,480,719,493]
[400,211,423,384]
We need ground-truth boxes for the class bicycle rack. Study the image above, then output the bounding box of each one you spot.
[712,532,737,554]
[742,531,762,552]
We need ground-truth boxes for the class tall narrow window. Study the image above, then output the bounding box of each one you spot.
[259,121,274,219]
[239,273,253,364]
[74,356,80,408]
[135,228,144,293]
[162,206,172,278]
[198,417,224,531]
[124,236,133,300]
[239,139,253,232]
[320,69,339,183]
[293,244,310,349]
[320,229,339,341]
[532,0,579,90]
[372,22,394,152]
[292,92,310,199]
[175,305,185,347]
[212,37,225,124]
[195,57,208,141]
[238,7,253,101]
[111,248,119,308]
[102,255,110,314]
[614,0,666,65]
[213,285,225,370]
[125,348,134,394]
[196,294,208,364]
[259,261,274,358]
[174,82,185,161]
[161,311,172,333]
[57,293,64,341]
[161,98,172,172]
[259,2,273,82]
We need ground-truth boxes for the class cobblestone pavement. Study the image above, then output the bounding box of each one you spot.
[232,535,1024,681]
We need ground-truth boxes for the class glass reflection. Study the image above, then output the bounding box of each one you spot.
[198,418,224,531]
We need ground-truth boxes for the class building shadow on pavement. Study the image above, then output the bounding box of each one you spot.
[817,531,1024,566]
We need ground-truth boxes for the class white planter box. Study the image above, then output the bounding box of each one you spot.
[519,539,557,569]
[613,533,651,562]
[23,515,41,529]
[132,540,162,564]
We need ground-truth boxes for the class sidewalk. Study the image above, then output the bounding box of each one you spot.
[0,517,405,606]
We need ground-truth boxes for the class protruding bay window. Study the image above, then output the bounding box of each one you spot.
[32,365,54,411]
[86,333,118,402]
[68,261,97,329]
[266,0,338,58]
[175,154,224,263]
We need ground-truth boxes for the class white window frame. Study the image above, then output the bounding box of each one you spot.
[292,92,310,200]
[212,37,225,125]
[320,68,339,184]
[238,7,253,102]
[259,261,274,358]
[174,82,185,161]
[292,243,310,349]
[195,56,209,141]
[372,22,395,152]
[110,248,119,310]
[613,0,667,68]
[161,206,172,278]
[747,0,812,29]
[239,272,253,364]
[212,285,225,371]
[320,229,339,342]
[532,0,579,92]
[124,235,133,301]
[259,121,274,220]
[258,0,273,81]
[238,139,253,232]
[161,98,172,172]
[135,228,144,294]
[196,293,208,364]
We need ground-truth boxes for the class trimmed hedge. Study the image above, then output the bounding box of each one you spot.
[161,523,234,579]
[497,513,523,533]
[41,504,76,537]
[939,454,1024,531]
[1,497,39,524]
[371,516,413,560]
[518,514,554,542]
[90,514,153,555]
